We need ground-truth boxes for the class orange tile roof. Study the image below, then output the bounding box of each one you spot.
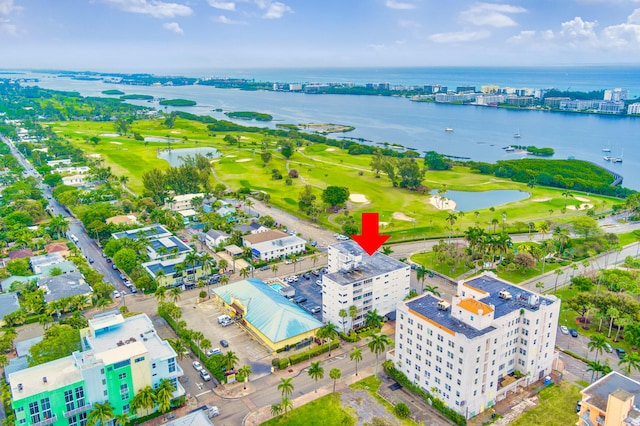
[457,298,493,315]
[463,282,488,294]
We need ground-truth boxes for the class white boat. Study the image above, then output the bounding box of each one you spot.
[602,148,611,152]
[513,129,521,138]
[505,146,515,152]
[445,127,454,132]
[612,157,623,163]
[604,156,612,161]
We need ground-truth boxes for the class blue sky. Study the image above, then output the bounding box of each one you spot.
[1,0,640,71]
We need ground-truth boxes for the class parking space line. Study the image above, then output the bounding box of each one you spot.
[196,390,212,397]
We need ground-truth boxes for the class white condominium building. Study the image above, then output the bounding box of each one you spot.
[390,273,560,420]
[322,241,410,330]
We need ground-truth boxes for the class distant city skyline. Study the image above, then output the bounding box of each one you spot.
[1,0,640,72]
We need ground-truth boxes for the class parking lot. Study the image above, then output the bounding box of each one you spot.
[177,291,273,380]
[279,267,327,320]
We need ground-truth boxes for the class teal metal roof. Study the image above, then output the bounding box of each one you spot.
[213,278,323,344]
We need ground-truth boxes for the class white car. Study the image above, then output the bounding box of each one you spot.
[285,259,293,265]
[560,325,569,335]
[113,290,121,298]
[200,370,212,381]
[192,361,203,372]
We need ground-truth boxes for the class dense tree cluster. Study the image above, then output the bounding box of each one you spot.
[141,154,213,205]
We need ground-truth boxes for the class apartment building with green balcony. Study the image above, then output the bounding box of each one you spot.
[9,313,184,426]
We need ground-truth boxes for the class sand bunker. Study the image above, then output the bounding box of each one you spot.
[110,141,122,145]
[532,197,552,202]
[379,222,389,227]
[574,196,591,202]
[236,158,252,163]
[567,203,594,211]
[226,155,236,158]
[99,133,120,137]
[392,212,414,221]
[429,196,457,211]
[349,194,369,203]
[170,130,181,134]
[326,148,337,152]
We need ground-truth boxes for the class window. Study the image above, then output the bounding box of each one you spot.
[123,404,130,415]
[168,358,176,373]
[79,412,87,426]
[75,387,85,407]
[68,415,78,426]
[120,384,129,394]
[134,356,145,363]
[437,334,444,342]
[29,402,40,424]
[118,372,127,380]
[65,389,74,411]
[41,398,52,420]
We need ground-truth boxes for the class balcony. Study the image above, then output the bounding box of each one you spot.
[63,404,92,418]
[579,412,594,426]
[33,416,57,426]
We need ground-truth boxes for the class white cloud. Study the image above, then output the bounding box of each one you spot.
[559,16,599,44]
[102,0,192,19]
[207,0,236,11]
[628,8,640,24]
[0,17,17,35]
[262,2,292,19]
[398,19,420,28]
[367,43,387,50]
[460,2,526,28]
[428,30,491,43]
[0,0,15,16]
[162,21,183,34]
[385,0,416,10]
[212,14,246,24]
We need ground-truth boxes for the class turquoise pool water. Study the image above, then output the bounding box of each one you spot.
[269,283,284,292]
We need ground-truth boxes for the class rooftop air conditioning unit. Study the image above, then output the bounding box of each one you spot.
[499,290,512,300]
[437,301,450,311]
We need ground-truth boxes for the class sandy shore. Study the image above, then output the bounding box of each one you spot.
[349,193,369,203]
[392,212,414,221]
[429,195,457,211]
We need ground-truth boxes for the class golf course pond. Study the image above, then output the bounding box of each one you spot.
[438,189,529,212]
[158,147,221,167]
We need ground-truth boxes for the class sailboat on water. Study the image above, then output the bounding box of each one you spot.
[612,149,623,163]
[513,129,521,138]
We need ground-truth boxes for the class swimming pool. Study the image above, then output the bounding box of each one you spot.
[269,283,284,292]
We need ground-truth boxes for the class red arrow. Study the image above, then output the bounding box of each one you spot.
[351,212,390,256]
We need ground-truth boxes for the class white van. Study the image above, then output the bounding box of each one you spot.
[70,234,79,243]
[217,315,231,324]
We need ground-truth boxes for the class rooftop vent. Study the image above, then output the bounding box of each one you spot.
[18,384,23,392]
[498,290,512,300]
[437,300,451,311]
[43,377,47,384]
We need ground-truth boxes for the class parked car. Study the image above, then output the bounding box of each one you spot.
[285,259,293,265]
[220,339,229,348]
[106,258,112,263]
[560,325,569,335]
[312,270,320,276]
[616,348,627,359]
[604,343,613,353]
[113,290,121,298]
[292,296,307,304]
[576,401,581,413]
[192,361,203,372]
[221,319,234,327]
[206,348,222,357]
[88,257,94,264]
[259,265,270,271]
[120,273,127,280]
[569,328,579,338]
[310,306,321,314]
[200,370,212,381]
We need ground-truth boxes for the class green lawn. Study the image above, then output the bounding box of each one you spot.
[50,116,622,240]
[260,393,355,426]
[510,382,581,426]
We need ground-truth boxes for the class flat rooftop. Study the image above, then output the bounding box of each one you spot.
[583,371,640,412]
[9,356,83,401]
[406,294,496,339]
[85,314,175,361]
[326,241,408,286]
[464,275,556,318]
[112,224,171,241]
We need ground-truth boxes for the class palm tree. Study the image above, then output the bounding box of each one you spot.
[184,251,201,283]
[607,307,620,338]
[329,368,341,394]
[280,397,293,418]
[49,214,69,239]
[446,213,458,241]
[368,333,391,376]
[223,350,239,371]
[239,267,250,279]
[586,360,609,383]
[277,377,294,398]
[554,269,564,293]
[350,347,363,376]
[192,331,204,349]
[238,365,252,389]
[155,379,176,413]
[154,286,168,303]
[132,386,156,416]
[587,335,608,362]
[423,285,440,296]
[87,401,115,426]
[562,190,574,208]
[364,309,384,330]
[382,246,393,255]
[310,253,319,268]
[170,286,182,303]
[349,305,358,329]
[219,275,229,286]
[270,403,283,419]
[308,361,324,393]
[416,266,427,292]
[200,338,212,355]
[218,258,229,273]
[619,353,640,376]
[338,308,348,334]
[271,264,279,277]
[317,322,339,355]
[167,338,188,360]
[114,413,129,426]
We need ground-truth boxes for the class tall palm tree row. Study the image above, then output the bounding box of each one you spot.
[308,361,324,393]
